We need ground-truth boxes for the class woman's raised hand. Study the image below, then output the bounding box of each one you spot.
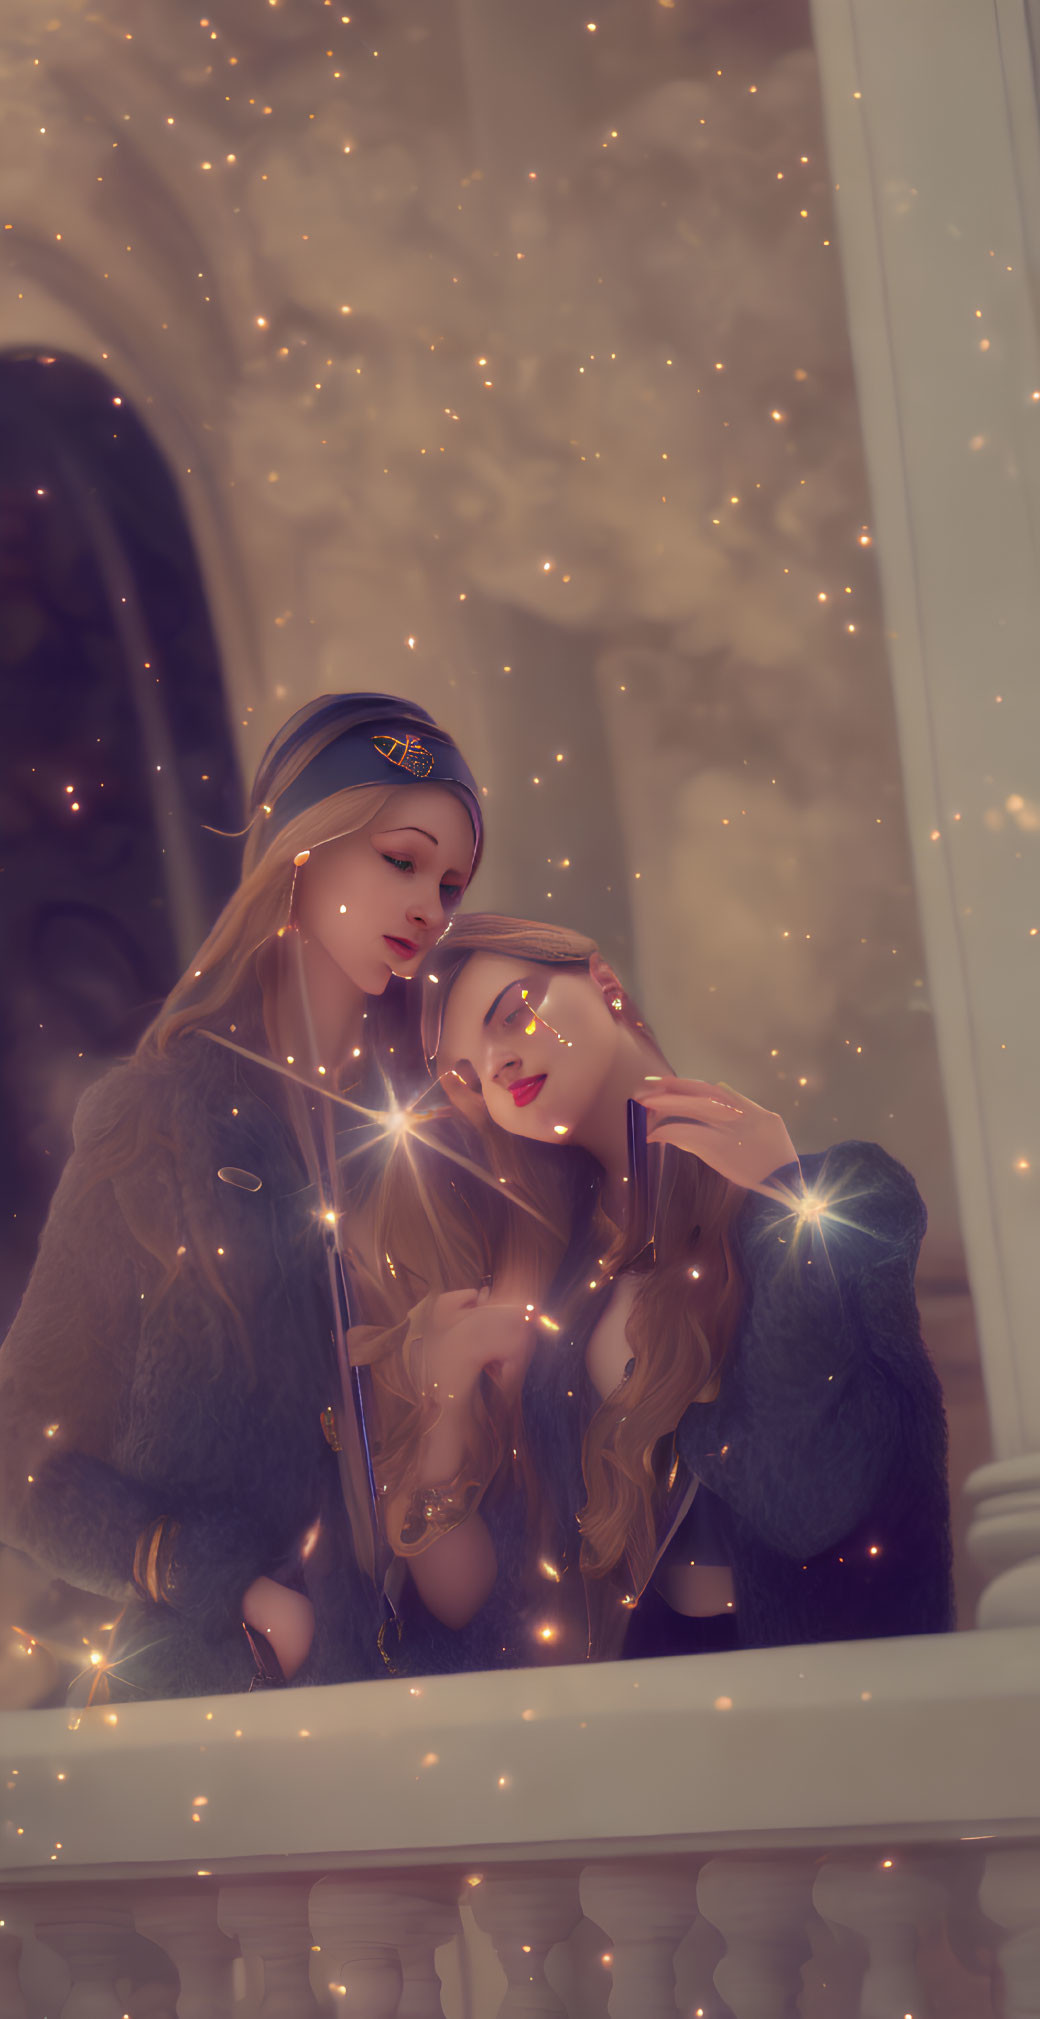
[636,1077,797,1195]
[405,1288,535,1499]
[423,1286,535,1405]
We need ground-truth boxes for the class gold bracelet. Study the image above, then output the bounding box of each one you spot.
[396,1477,482,1551]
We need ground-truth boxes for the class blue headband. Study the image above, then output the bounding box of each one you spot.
[258,696,483,865]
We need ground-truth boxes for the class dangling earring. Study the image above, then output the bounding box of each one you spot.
[285,848,313,933]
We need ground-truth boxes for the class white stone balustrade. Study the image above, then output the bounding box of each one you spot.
[0,1628,1037,2016]
[0,1836,1029,2016]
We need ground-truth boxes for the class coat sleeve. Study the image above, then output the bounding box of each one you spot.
[676,1140,941,1560]
[0,1058,302,1644]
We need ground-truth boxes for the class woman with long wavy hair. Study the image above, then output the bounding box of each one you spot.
[0,693,519,1698]
[359,914,953,1665]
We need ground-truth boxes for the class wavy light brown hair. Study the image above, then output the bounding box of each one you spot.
[368,914,747,1606]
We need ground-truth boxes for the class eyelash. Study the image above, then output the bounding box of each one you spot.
[383,855,464,906]
[502,987,537,1027]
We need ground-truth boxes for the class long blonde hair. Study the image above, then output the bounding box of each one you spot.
[366,915,746,1604]
[148,710,399,1061]
[76,700,461,1382]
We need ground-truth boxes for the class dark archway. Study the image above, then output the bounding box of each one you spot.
[0,351,242,1333]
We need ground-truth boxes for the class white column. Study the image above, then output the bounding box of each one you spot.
[468,1867,582,2018]
[696,1857,816,2019]
[979,1848,1040,2018]
[814,1853,949,2019]
[809,0,1040,1617]
[580,1860,700,2019]
[309,1874,460,2019]
[217,1880,321,2019]
[133,1889,237,2019]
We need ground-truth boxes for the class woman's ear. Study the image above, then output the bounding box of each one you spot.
[589,953,625,1013]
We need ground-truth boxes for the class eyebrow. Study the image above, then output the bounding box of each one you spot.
[483,976,529,1027]
[378,824,439,846]
[377,823,472,887]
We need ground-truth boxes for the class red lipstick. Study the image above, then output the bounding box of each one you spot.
[384,935,418,957]
[510,1074,546,1108]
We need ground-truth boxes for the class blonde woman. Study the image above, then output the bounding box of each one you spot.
[0,694,501,1698]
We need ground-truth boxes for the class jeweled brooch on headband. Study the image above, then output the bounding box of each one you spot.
[372,733,434,779]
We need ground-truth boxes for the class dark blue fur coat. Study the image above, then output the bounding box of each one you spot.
[0,1031,953,1696]
[0,1034,390,1699]
[519,1143,955,1655]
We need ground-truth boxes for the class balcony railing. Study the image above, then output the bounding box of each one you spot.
[3,1625,1039,2015]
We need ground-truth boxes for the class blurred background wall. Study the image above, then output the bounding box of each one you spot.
[0,0,993,1699]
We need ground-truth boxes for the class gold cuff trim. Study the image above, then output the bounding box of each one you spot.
[132,1517,182,1605]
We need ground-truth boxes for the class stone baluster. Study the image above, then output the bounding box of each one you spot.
[813,1852,949,2019]
[979,1847,1040,2019]
[468,1866,583,2017]
[309,1874,461,2019]
[935,1852,998,1999]
[0,1921,29,2019]
[397,1943,449,2019]
[580,1860,700,2019]
[674,1911,728,2019]
[123,1935,181,2019]
[389,1876,459,2019]
[397,1922,460,2019]
[966,1461,1040,1628]
[696,1856,817,2019]
[126,1977,181,2019]
[134,1887,237,2019]
[26,1886,139,2019]
[217,1881,321,2019]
